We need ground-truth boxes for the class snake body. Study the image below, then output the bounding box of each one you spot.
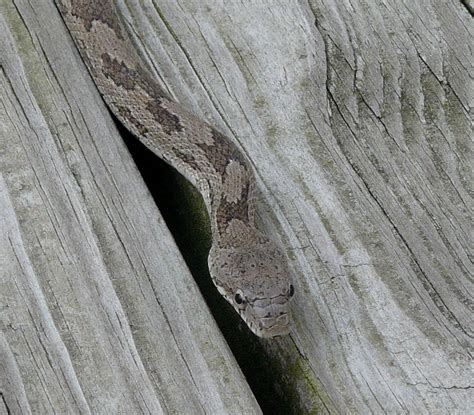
[56,0,293,337]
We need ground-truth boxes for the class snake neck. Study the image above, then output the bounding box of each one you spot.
[201,132,258,249]
[57,0,259,250]
[210,214,263,250]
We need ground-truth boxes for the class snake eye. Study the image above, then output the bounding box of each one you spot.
[235,292,244,304]
[289,284,295,298]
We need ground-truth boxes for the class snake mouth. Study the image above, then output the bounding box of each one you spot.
[249,312,290,338]
[243,317,290,338]
[248,297,290,338]
[255,321,290,338]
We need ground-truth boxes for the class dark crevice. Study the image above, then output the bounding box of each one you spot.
[460,0,474,16]
[116,120,297,415]
[0,392,11,415]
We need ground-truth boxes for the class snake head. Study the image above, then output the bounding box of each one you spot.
[208,238,294,338]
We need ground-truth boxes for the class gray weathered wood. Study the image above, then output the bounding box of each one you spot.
[118,0,473,413]
[0,1,261,413]
[1,0,472,413]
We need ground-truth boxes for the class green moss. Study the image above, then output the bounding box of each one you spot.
[254,95,267,109]
[287,249,298,261]
[286,355,328,413]
[264,124,279,149]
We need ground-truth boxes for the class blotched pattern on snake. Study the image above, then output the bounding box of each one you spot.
[56,0,294,337]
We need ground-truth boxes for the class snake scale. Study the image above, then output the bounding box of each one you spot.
[56,0,294,338]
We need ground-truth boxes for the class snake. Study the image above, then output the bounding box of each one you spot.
[56,0,294,338]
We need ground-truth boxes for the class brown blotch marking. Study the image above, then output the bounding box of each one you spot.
[100,53,165,95]
[115,105,148,136]
[100,53,183,135]
[100,53,141,91]
[172,149,201,171]
[197,129,248,175]
[146,100,183,135]
[70,0,124,39]
[216,181,251,233]
[200,129,252,231]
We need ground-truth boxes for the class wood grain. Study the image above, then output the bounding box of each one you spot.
[0,0,260,413]
[0,0,472,413]
[118,0,472,412]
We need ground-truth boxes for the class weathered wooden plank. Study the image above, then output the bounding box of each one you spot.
[0,1,261,413]
[117,0,473,412]
[1,0,472,413]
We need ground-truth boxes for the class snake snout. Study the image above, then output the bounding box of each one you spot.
[252,296,290,338]
[258,318,290,338]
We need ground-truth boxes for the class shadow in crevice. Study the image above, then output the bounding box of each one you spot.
[118,122,295,415]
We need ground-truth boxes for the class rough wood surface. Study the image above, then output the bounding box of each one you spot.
[118,0,473,413]
[1,0,472,414]
[0,1,260,413]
